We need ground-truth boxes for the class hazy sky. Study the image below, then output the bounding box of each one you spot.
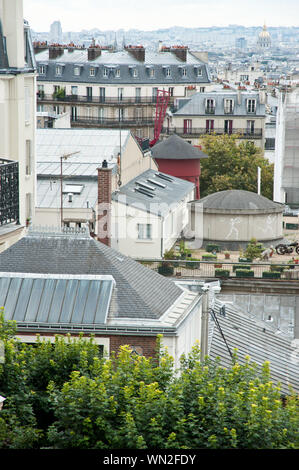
[23,0,299,31]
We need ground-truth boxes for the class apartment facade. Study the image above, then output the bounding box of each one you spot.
[0,0,36,250]
[34,43,211,140]
[165,88,266,148]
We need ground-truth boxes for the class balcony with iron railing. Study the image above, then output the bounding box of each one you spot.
[0,159,19,227]
[162,127,263,139]
[71,116,156,128]
[37,92,172,106]
[205,107,216,114]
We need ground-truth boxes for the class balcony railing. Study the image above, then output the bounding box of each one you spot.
[162,127,263,138]
[37,93,160,106]
[71,116,155,127]
[0,159,19,226]
[205,107,215,114]
[135,259,299,280]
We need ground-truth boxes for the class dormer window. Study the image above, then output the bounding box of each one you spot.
[205,98,215,114]
[247,99,256,113]
[55,65,62,76]
[224,98,234,114]
[133,68,138,78]
[90,67,95,77]
[197,67,202,77]
[166,68,171,77]
[38,65,46,75]
[182,68,187,77]
[149,68,155,78]
[103,67,108,78]
[74,66,80,76]
[116,68,120,78]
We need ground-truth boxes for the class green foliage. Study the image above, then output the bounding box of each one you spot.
[215,269,230,277]
[200,134,274,199]
[53,87,66,100]
[0,315,298,449]
[244,238,264,261]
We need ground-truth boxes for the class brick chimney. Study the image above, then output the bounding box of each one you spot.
[171,46,188,62]
[97,160,112,246]
[49,45,65,60]
[88,46,102,61]
[125,45,145,62]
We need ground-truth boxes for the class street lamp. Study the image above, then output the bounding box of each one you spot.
[60,151,80,227]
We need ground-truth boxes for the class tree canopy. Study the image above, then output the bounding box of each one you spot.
[199,134,274,200]
[0,312,298,449]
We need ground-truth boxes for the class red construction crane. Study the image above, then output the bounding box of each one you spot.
[134,89,170,149]
[150,89,170,147]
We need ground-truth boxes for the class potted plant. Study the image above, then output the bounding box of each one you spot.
[215,268,230,278]
[262,271,281,279]
[158,261,174,277]
[235,268,254,278]
[202,253,217,262]
[185,258,200,269]
[26,217,31,227]
[224,251,230,259]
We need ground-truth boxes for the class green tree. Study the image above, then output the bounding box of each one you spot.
[0,314,298,450]
[199,134,274,200]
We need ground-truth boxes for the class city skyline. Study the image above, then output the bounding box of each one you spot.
[24,0,299,32]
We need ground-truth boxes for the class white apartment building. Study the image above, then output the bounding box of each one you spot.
[0,0,36,250]
[165,87,266,149]
[274,88,299,205]
[34,43,212,141]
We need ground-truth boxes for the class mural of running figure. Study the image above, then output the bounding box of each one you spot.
[225,217,241,239]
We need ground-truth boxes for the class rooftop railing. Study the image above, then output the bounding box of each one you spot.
[135,259,299,280]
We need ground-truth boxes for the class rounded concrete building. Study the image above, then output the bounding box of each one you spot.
[190,189,284,250]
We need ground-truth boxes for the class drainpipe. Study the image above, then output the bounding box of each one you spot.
[200,287,209,361]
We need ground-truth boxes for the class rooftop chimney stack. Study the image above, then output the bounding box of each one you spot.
[88,40,102,61]
[171,46,188,62]
[125,45,145,62]
[97,162,112,246]
[49,45,65,60]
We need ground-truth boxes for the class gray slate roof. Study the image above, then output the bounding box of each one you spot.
[0,232,183,320]
[35,49,211,85]
[152,134,209,160]
[173,90,266,117]
[210,299,299,395]
[192,190,284,213]
[112,169,194,216]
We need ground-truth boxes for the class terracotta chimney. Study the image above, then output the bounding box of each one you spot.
[97,160,112,246]
[49,45,64,60]
[88,45,102,61]
[125,45,145,62]
[171,46,188,62]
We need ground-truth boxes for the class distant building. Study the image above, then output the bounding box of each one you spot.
[235,37,247,50]
[257,23,271,50]
[34,43,211,141]
[274,88,299,205]
[50,20,62,44]
[0,0,36,250]
[164,87,266,149]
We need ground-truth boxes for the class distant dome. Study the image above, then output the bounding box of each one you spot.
[257,23,271,48]
[197,190,283,213]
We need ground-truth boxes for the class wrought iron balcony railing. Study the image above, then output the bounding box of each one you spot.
[0,159,19,226]
[37,93,163,106]
[162,127,263,138]
[71,116,155,127]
